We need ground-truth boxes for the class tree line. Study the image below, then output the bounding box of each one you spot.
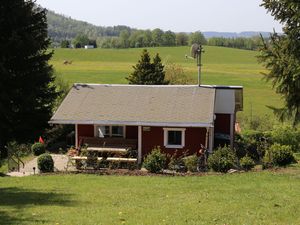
[61,30,264,51]
[207,36,264,50]
[61,30,207,49]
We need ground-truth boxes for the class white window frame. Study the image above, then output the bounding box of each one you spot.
[94,125,126,138]
[163,128,186,149]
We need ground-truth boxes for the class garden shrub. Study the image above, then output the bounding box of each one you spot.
[143,146,166,173]
[270,125,300,152]
[240,156,255,171]
[168,155,186,172]
[263,143,296,168]
[183,155,198,172]
[168,150,187,172]
[31,142,46,156]
[207,146,236,173]
[235,130,271,162]
[37,153,54,172]
[6,141,32,158]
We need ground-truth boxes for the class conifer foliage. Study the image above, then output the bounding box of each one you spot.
[0,0,58,155]
[259,0,300,126]
[126,49,169,85]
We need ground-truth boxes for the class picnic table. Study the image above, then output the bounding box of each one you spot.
[86,147,128,153]
[68,146,137,170]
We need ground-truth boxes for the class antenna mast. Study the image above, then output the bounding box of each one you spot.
[196,45,204,86]
[190,44,204,86]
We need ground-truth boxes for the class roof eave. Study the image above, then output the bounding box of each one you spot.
[49,120,214,128]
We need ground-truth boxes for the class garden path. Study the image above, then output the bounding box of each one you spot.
[6,154,74,177]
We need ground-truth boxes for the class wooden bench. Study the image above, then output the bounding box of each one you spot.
[79,136,137,150]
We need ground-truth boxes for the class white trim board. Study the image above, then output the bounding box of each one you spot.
[163,128,186,149]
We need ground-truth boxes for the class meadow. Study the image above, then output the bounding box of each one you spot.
[50,46,281,119]
[1,168,300,225]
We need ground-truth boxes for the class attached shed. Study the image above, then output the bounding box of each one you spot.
[49,84,243,163]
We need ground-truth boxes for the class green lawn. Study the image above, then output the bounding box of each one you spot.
[51,46,282,118]
[1,169,300,225]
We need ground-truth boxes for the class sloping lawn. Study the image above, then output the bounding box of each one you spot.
[0,169,300,225]
[51,46,281,117]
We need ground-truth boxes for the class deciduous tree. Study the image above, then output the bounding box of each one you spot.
[188,31,207,45]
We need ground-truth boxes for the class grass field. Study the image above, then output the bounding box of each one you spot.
[1,168,300,225]
[50,46,282,119]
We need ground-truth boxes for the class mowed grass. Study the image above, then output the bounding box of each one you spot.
[51,46,282,117]
[1,170,300,225]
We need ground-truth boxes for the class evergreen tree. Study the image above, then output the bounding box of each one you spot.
[152,54,169,84]
[0,0,58,156]
[259,0,300,126]
[126,49,169,85]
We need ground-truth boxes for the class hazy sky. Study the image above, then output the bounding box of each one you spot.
[36,0,283,32]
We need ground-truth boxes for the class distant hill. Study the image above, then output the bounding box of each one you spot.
[203,31,271,38]
[46,10,272,44]
[46,10,134,44]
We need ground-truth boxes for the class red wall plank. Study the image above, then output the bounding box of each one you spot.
[126,126,138,139]
[214,114,230,134]
[141,126,207,159]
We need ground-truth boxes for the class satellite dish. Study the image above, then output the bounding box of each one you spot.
[190,43,200,59]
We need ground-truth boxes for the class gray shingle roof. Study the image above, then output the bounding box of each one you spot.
[49,84,216,127]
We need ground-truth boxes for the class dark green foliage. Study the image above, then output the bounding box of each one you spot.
[60,40,70,48]
[143,146,166,173]
[183,155,198,172]
[208,146,237,173]
[240,156,255,171]
[0,0,58,156]
[126,50,169,85]
[259,0,300,126]
[44,124,74,152]
[31,143,46,156]
[235,131,271,162]
[37,153,54,173]
[263,143,296,168]
[6,141,31,158]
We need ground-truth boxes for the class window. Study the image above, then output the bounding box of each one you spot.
[98,126,110,138]
[112,126,124,137]
[168,131,182,145]
[163,128,185,148]
[96,125,125,138]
